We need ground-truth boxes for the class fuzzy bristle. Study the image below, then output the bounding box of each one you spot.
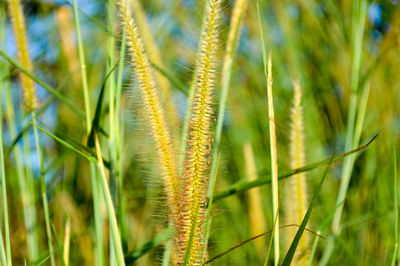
[7,0,39,111]
[130,0,179,135]
[117,0,180,224]
[285,80,310,265]
[176,0,221,264]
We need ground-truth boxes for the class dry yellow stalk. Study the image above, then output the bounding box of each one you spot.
[285,80,309,265]
[7,0,39,111]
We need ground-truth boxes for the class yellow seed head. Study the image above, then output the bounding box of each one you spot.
[7,0,39,111]
[118,0,180,220]
[176,0,221,264]
[285,80,310,265]
[130,0,179,132]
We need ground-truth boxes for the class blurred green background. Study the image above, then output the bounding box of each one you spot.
[1,0,400,265]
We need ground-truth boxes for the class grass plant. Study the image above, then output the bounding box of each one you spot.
[1,0,398,265]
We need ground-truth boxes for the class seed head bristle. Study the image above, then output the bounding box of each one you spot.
[285,80,310,265]
[118,0,180,221]
[176,0,222,264]
[7,0,40,111]
[130,0,179,134]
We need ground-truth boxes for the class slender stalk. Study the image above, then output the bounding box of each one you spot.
[331,0,367,236]
[72,1,104,265]
[115,33,127,249]
[63,218,71,266]
[106,1,117,263]
[265,55,280,266]
[73,0,92,132]
[0,7,11,265]
[94,134,125,266]
[0,227,6,266]
[391,150,398,266]
[32,113,55,266]
[257,3,280,264]
[0,73,10,266]
[321,1,368,263]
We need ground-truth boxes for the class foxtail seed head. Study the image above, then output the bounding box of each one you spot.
[118,0,180,223]
[285,80,310,265]
[130,0,179,132]
[176,0,222,264]
[7,0,39,111]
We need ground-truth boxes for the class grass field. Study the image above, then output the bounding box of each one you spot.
[1,0,399,265]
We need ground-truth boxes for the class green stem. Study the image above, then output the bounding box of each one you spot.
[32,114,55,266]
[73,0,92,132]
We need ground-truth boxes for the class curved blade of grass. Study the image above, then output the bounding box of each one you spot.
[211,134,378,202]
[281,153,334,266]
[94,133,125,266]
[125,227,173,264]
[257,2,279,263]
[6,72,73,155]
[87,60,120,148]
[0,50,85,118]
[0,7,11,263]
[7,95,57,155]
[31,122,97,163]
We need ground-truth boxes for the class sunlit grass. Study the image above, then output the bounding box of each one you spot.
[0,0,399,265]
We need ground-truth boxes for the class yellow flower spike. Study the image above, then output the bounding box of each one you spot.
[117,0,180,222]
[177,0,222,264]
[130,0,179,136]
[285,80,310,265]
[7,0,39,111]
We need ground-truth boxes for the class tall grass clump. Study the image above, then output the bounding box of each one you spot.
[1,0,397,265]
[284,80,309,265]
